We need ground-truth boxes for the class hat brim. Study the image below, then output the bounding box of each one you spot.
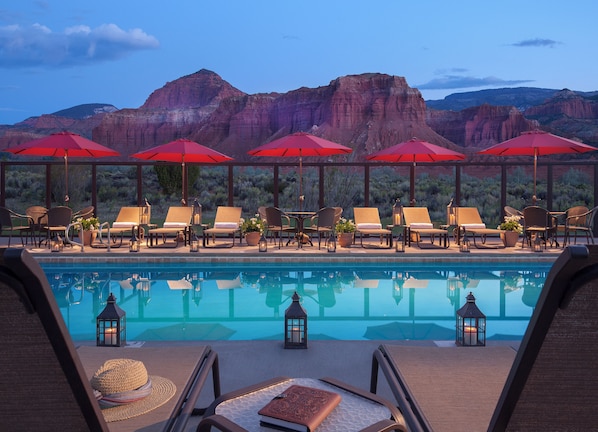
[101,375,176,422]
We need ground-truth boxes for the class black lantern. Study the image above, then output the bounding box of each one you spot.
[189,231,200,252]
[392,198,403,227]
[460,232,470,253]
[446,197,457,226]
[259,233,268,252]
[129,231,140,252]
[284,291,308,349]
[192,199,202,225]
[96,293,126,347]
[327,232,336,253]
[140,198,151,225]
[533,234,544,252]
[51,235,64,252]
[456,292,486,346]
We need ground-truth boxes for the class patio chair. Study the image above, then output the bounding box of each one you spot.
[304,207,336,249]
[455,207,505,249]
[147,206,193,248]
[23,205,48,246]
[522,206,558,249]
[563,205,596,246]
[203,206,243,248]
[401,207,448,248]
[504,205,523,218]
[353,207,393,249]
[40,206,73,248]
[73,205,94,220]
[0,206,29,247]
[371,244,598,432]
[96,206,141,248]
[0,247,221,432]
[264,206,297,249]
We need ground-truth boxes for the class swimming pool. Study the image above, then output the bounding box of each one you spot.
[41,261,550,342]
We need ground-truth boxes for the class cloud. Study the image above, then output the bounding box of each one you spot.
[417,75,533,90]
[0,23,159,68]
[511,38,561,48]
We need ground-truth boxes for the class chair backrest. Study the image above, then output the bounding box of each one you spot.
[26,205,48,228]
[73,205,94,220]
[0,207,13,228]
[566,205,590,227]
[504,206,523,218]
[265,207,286,227]
[315,207,336,229]
[522,206,551,229]
[455,207,484,225]
[163,206,193,224]
[46,206,73,227]
[333,207,343,224]
[257,206,267,222]
[353,207,382,226]
[214,206,242,225]
[114,206,141,224]
[0,248,108,430]
[401,207,433,226]
[489,245,598,430]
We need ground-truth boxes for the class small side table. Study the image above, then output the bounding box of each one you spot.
[198,376,406,432]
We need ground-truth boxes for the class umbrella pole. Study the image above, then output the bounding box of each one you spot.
[299,151,304,211]
[181,157,187,206]
[410,161,416,206]
[533,149,537,205]
[64,151,69,204]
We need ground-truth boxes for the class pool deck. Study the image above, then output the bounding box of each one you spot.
[4,235,568,431]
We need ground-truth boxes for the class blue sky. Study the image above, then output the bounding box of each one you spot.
[1,1,596,125]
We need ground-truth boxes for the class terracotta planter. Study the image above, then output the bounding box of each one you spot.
[501,230,520,247]
[244,231,261,246]
[337,232,354,248]
[79,230,97,246]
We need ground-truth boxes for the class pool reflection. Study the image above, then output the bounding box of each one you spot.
[43,263,550,341]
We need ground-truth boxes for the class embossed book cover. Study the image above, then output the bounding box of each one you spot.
[258,384,342,432]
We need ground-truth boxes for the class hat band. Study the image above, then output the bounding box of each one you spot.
[95,378,153,408]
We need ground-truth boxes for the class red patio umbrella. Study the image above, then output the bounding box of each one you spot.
[131,138,233,204]
[6,131,120,203]
[478,130,597,204]
[248,132,352,209]
[366,138,465,205]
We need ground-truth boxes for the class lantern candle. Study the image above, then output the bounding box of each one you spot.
[464,325,478,345]
[105,327,117,345]
[291,327,302,343]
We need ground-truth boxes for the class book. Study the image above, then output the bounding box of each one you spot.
[258,384,342,432]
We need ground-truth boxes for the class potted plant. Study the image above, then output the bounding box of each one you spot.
[76,216,100,246]
[498,215,523,247]
[241,216,266,246]
[335,218,356,248]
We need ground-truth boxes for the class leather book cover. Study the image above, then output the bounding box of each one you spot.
[258,384,342,432]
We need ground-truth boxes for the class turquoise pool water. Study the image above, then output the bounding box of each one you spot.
[41,261,551,342]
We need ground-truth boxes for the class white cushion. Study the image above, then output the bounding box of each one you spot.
[112,221,136,228]
[461,223,486,229]
[163,222,188,228]
[356,223,382,230]
[214,222,239,229]
[409,223,434,229]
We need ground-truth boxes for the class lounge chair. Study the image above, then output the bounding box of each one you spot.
[401,207,448,248]
[147,206,193,248]
[353,207,393,249]
[0,247,221,432]
[96,206,141,248]
[371,245,598,432]
[455,207,505,248]
[0,206,29,247]
[203,206,242,248]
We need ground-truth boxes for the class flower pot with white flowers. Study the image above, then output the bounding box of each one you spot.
[335,218,356,248]
[498,215,523,247]
[241,216,266,246]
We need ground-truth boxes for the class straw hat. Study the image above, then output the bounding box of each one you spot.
[91,358,176,422]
